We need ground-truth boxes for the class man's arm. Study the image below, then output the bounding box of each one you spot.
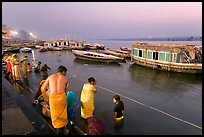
[65,80,70,94]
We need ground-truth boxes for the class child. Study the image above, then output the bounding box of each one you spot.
[27,63,32,72]
[113,95,124,121]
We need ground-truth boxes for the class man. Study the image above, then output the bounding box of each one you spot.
[80,77,96,119]
[41,65,69,135]
[40,64,51,80]
[34,61,41,72]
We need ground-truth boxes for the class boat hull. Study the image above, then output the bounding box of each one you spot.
[131,55,202,74]
[73,53,122,63]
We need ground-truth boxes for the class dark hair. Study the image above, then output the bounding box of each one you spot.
[113,95,120,101]
[58,65,67,73]
[38,61,41,64]
[27,63,30,65]
[88,77,95,83]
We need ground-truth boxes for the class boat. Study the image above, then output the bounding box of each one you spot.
[35,45,43,49]
[71,46,86,50]
[120,47,131,52]
[72,50,124,63]
[39,47,48,52]
[85,43,105,50]
[48,46,63,51]
[97,50,125,60]
[3,47,21,54]
[106,48,131,59]
[131,42,202,74]
[20,47,32,53]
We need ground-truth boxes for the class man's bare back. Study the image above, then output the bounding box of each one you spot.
[41,73,69,95]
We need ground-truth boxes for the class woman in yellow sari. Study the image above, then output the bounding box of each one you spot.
[80,77,96,119]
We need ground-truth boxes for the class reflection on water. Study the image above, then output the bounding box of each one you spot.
[129,63,202,93]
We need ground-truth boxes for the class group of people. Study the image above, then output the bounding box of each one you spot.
[33,65,125,135]
[3,52,28,81]
[3,52,51,82]
[3,52,124,135]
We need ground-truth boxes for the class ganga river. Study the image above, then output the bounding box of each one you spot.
[18,40,202,135]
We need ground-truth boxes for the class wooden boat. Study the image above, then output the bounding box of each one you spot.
[49,47,63,51]
[86,44,105,50]
[71,46,86,50]
[35,45,43,49]
[3,47,21,54]
[72,50,124,63]
[39,47,48,52]
[107,48,131,59]
[120,47,131,52]
[20,47,32,53]
[131,42,202,74]
[97,50,124,59]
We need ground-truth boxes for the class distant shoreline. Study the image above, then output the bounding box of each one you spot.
[91,36,202,41]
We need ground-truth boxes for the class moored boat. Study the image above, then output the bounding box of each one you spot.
[3,47,21,54]
[72,50,124,63]
[39,47,48,52]
[85,43,105,50]
[107,48,131,59]
[131,42,202,74]
[20,47,32,53]
[120,47,131,52]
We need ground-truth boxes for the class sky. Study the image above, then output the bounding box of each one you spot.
[2,2,202,41]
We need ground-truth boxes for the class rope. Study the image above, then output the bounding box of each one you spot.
[68,72,202,130]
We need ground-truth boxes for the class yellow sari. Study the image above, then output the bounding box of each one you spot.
[80,83,96,119]
[49,92,68,128]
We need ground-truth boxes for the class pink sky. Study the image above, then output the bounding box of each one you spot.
[2,2,202,40]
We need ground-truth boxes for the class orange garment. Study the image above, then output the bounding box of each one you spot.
[27,65,32,72]
[49,92,68,128]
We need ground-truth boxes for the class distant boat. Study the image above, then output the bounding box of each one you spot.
[97,50,125,60]
[71,46,86,50]
[120,47,131,52]
[107,48,131,59]
[131,42,202,74]
[3,47,21,54]
[35,45,43,49]
[20,47,32,53]
[72,50,124,63]
[85,44,105,50]
[48,47,63,51]
[39,47,48,52]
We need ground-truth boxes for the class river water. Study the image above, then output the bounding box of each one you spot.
[18,40,202,135]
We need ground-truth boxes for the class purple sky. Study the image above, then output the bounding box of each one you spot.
[2,2,202,40]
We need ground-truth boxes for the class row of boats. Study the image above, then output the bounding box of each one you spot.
[37,44,105,52]
[2,42,202,74]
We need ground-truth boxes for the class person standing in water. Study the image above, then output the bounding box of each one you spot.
[80,77,96,119]
[113,95,124,121]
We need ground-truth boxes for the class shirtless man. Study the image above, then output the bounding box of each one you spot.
[41,65,69,135]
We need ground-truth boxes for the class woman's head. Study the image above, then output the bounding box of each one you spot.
[88,77,96,85]
[113,95,120,104]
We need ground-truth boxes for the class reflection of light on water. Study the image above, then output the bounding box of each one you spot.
[31,50,35,65]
